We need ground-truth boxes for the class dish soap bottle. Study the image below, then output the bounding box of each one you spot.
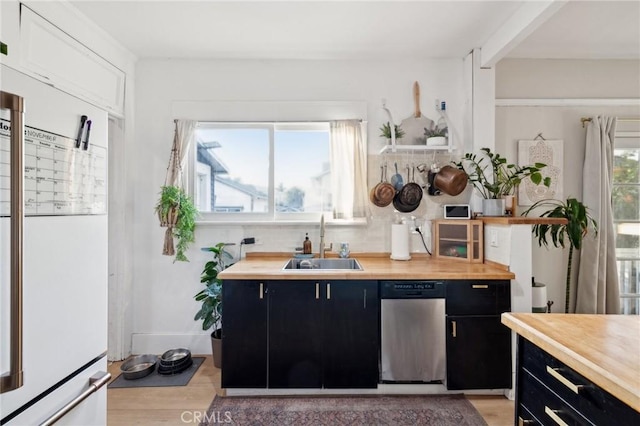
[303,233,312,254]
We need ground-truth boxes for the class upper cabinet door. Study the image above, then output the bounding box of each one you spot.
[19,5,125,116]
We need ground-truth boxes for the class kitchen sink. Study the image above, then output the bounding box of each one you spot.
[282,258,363,271]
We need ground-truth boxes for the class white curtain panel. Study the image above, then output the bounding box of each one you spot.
[329,120,368,219]
[165,119,196,189]
[576,116,620,314]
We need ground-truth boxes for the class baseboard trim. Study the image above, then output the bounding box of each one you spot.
[131,333,211,355]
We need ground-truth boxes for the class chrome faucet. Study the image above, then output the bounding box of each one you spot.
[319,214,333,258]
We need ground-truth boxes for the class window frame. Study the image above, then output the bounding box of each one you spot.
[191,121,332,223]
[613,131,640,314]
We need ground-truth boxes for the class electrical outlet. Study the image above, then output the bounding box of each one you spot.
[253,238,263,245]
[490,230,498,247]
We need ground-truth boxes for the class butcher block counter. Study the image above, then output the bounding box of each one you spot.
[502,313,640,423]
[218,253,515,280]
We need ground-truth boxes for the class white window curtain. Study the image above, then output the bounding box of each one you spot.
[329,120,368,219]
[576,116,620,314]
[165,119,197,189]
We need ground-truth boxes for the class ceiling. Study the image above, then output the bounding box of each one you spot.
[69,0,640,62]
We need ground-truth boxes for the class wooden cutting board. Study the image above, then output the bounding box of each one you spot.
[399,81,434,145]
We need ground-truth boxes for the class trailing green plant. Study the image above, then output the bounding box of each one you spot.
[455,147,551,199]
[155,185,198,262]
[194,243,234,336]
[379,122,405,139]
[522,198,598,313]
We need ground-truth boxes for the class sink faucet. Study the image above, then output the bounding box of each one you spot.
[319,214,333,258]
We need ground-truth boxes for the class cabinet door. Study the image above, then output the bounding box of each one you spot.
[446,315,512,390]
[268,281,323,388]
[221,280,268,388]
[323,280,379,388]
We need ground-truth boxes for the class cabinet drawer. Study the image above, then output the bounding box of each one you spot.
[520,369,594,426]
[517,404,542,426]
[446,280,510,315]
[521,338,640,426]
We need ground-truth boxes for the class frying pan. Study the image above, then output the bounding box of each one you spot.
[370,165,396,207]
[399,82,434,145]
[393,167,423,212]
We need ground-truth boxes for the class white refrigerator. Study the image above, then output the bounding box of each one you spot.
[1,66,109,425]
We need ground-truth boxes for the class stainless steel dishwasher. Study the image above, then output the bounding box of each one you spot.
[380,280,446,383]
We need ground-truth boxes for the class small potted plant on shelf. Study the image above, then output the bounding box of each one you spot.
[194,243,234,368]
[379,122,405,141]
[455,148,551,216]
[424,127,448,147]
[522,198,597,313]
[155,185,198,262]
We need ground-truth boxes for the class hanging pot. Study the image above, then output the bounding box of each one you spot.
[433,165,468,196]
[393,167,423,213]
[370,165,396,207]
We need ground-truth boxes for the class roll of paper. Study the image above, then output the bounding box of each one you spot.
[391,223,411,261]
[532,282,547,313]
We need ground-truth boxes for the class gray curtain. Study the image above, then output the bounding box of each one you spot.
[576,116,620,314]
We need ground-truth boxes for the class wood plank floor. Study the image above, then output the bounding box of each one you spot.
[107,356,514,425]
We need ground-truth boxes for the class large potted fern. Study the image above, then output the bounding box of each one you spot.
[523,198,598,313]
[194,243,233,368]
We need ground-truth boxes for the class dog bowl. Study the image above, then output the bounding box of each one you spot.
[120,354,158,380]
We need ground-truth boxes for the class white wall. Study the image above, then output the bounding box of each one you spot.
[495,58,640,312]
[133,58,465,353]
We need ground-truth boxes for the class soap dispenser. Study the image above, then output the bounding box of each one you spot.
[303,233,312,254]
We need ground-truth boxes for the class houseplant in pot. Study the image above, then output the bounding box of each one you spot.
[456,148,551,216]
[424,127,448,147]
[194,242,233,368]
[155,185,198,262]
[522,198,598,313]
[379,122,405,141]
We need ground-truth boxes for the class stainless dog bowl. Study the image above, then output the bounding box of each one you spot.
[120,354,158,380]
[160,348,191,366]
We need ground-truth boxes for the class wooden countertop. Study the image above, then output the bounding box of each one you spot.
[502,313,640,412]
[218,253,515,280]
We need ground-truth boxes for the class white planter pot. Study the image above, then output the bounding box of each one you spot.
[482,198,506,216]
[426,136,447,146]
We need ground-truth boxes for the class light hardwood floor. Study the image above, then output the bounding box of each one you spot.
[107,356,514,425]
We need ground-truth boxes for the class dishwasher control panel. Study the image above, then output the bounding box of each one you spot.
[380,281,445,298]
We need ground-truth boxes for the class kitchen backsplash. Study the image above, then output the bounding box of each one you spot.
[196,153,469,260]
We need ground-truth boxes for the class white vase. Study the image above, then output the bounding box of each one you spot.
[482,198,506,216]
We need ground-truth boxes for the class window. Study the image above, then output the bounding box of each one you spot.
[614,124,640,314]
[193,122,331,220]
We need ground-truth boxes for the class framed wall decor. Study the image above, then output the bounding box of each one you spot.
[518,139,563,206]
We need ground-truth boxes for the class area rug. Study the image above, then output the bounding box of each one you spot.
[200,394,487,426]
[108,356,205,388]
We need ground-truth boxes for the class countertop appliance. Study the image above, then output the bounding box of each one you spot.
[380,281,446,383]
[1,66,109,425]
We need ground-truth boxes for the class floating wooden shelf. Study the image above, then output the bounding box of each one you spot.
[479,217,568,225]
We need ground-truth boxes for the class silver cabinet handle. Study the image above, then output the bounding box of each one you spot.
[544,406,569,426]
[326,283,331,300]
[452,320,457,338]
[40,371,111,426]
[546,366,584,394]
[363,289,367,309]
[472,284,489,289]
[518,417,534,426]
[1,91,25,394]
[315,282,319,300]
[259,282,264,299]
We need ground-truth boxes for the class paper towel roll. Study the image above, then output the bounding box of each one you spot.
[532,283,547,313]
[391,223,411,261]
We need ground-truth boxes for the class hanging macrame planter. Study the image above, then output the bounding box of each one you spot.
[155,121,194,260]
